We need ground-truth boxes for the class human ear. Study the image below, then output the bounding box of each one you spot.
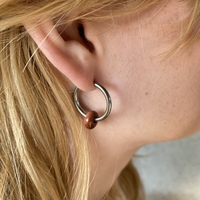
[24,20,96,91]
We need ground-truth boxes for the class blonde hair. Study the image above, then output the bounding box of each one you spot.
[0,0,199,200]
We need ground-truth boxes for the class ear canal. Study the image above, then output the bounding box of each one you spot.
[77,24,95,52]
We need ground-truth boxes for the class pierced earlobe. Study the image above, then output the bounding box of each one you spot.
[74,83,112,129]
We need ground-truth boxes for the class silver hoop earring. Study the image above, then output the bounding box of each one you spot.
[74,83,112,129]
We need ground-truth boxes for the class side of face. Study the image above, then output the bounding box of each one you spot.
[83,0,200,144]
[84,2,200,197]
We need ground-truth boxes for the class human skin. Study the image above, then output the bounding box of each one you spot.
[82,1,200,199]
[26,0,200,199]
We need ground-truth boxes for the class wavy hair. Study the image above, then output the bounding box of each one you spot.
[0,0,199,199]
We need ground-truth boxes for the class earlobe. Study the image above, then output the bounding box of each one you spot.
[24,20,96,91]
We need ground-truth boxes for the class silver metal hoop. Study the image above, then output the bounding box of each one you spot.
[74,83,112,122]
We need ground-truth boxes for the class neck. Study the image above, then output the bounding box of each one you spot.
[88,127,143,200]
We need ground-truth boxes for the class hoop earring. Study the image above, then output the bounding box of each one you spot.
[74,83,112,129]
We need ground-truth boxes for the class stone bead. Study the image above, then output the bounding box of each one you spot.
[84,111,99,129]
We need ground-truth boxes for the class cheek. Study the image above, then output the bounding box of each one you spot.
[96,14,200,142]
[99,35,200,142]
[124,50,200,141]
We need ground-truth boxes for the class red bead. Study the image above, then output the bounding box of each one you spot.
[84,111,99,129]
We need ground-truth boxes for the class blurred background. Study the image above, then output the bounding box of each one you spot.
[133,131,200,200]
